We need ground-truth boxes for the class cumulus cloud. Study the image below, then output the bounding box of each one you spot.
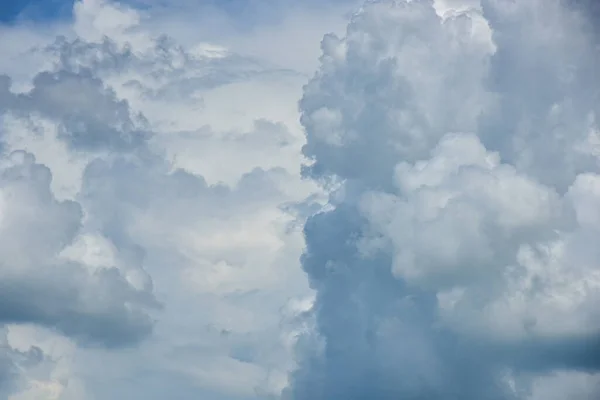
[0,328,46,399]
[2,325,89,400]
[0,150,156,347]
[4,0,599,398]
[0,0,333,398]
[0,69,149,152]
[287,0,600,399]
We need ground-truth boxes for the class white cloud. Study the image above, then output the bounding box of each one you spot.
[0,150,156,348]
[288,0,600,399]
[0,0,339,398]
[3,0,600,399]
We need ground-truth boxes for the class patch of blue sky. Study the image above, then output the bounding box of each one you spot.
[0,0,355,28]
[0,0,74,23]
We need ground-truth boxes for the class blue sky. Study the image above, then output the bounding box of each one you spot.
[0,0,74,23]
[0,0,353,26]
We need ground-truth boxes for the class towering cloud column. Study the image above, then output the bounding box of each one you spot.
[286,0,600,399]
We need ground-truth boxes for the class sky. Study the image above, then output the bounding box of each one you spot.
[0,0,600,399]
[0,0,72,23]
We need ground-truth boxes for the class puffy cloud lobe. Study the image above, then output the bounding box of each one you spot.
[288,205,519,400]
[0,325,90,400]
[361,133,569,290]
[0,151,156,348]
[362,133,600,358]
[290,0,600,399]
[0,330,46,399]
[0,70,148,153]
[479,0,600,190]
[300,0,492,189]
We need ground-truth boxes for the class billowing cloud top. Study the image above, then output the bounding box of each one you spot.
[0,0,600,399]
[287,0,600,399]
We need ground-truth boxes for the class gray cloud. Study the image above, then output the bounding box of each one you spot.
[0,340,46,399]
[0,30,164,353]
[0,151,157,348]
[287,0,600,399]
[0,11,314,397]
[0,69,149,153]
